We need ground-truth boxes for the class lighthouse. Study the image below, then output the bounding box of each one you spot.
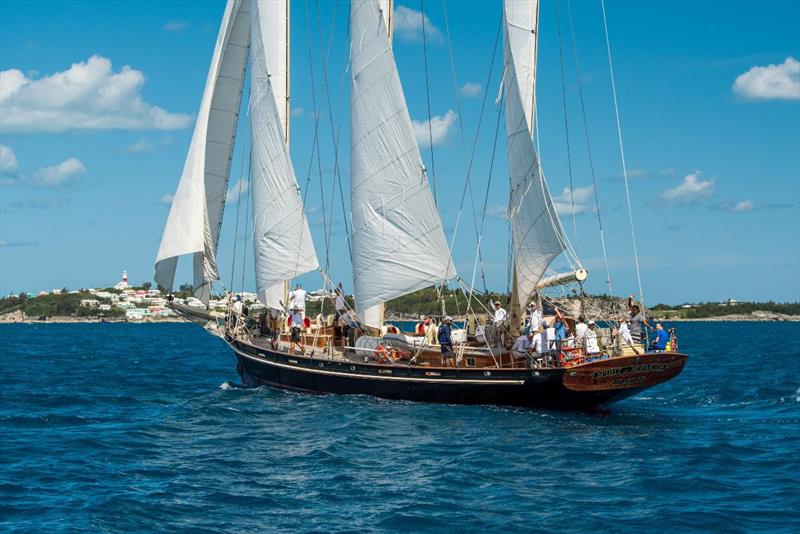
[115,270,129,290]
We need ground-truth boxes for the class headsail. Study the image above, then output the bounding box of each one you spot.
[154,0,251,302]
[250,0,318,310]
[503,0,567,304]
[349,0,455,326]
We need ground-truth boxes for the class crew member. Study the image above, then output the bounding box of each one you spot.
[651,323,669,351]
[618,317,634,346]
[512,331,534,366]
[438,315,454,367]
[584,321,601,355]
[493,301,508,324]
[628,295,653,345]
[290,306,305,354]
[289,284,308,317]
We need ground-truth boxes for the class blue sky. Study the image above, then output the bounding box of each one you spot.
[1,0,798,305]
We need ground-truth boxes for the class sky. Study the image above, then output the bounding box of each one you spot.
[1,0,798,305]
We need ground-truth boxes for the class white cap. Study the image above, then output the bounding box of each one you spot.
[444,315,453,322]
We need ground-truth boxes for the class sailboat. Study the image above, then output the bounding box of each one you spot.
[155,0,687,410]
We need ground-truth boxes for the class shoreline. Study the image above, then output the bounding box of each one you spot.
[1,315,798,324]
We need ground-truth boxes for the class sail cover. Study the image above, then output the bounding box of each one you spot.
[503,0,566,302]
[154,0,251,301]
[250,0,319,310]
[349,0,455,326]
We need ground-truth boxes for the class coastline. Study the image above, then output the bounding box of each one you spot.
[1,314,798,324]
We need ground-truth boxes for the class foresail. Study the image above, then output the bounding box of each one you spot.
[503,0,566,302]
[155,0,250,302]
[350,0,455,326]
[251,0,318,310]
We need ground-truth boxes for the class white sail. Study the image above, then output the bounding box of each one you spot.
[503,0,566,302]
[250,0,318,310]
[349,0,455,326]
[155,0,251,301]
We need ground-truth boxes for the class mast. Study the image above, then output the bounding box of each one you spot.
[349,0,455,328]
[503,0,571,327]
[250,0,318,311]
[155,0,251,303]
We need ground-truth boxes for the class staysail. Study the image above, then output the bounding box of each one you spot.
[154,0,251,302]
[349,0,455,327]
[250,0,318,310]
[503,0,567,305]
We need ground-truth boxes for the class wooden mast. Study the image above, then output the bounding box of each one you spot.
[377,0,394,327]
[283,0,291,308]
[508,0,540,332]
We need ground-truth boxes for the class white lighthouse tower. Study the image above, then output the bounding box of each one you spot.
[115,270,129,290]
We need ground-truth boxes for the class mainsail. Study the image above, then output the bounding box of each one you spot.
[503,0,567,304]
[154,0,250,302]
[349,0,455,327]
[250,0,318,310]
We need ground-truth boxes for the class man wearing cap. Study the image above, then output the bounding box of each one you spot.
[438,316,454,367]
[512,330,535,367]
[493,301,508,324]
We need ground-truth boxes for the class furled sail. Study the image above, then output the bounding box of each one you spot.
[349,0,455,326]
[250,0,318,310]
[154,0,251,302]
[503,0,566,303]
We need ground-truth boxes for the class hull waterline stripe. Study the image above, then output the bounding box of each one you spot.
[231,345,527,385]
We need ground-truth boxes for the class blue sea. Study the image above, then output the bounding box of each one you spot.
[1,322,798,532]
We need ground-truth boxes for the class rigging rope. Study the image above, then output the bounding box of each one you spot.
[555,1,579,253]
[441,0,491,292]
[420,0,437,206]
[566,0,612,296]
[314,0,353,265]
[438,14,504,297]
[601,0,645,304]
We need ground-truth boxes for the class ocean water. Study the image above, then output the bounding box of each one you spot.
[1,322,798,533]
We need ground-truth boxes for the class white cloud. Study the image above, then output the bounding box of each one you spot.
[393,6,442,44]
[34,158,85,186]
[485,205,508,219]
[0,145,18,173]
[125,136,172,154]
[733,57,800,101]
[0,238,38,248]
[660,171,714,206]
[459,82,482,98]
[730,200,753,212]
[0,55,192,133]
[553,186,594,215]
[225,178,249,205]
[291,106,307,117]
[413,110,458,147]
[163,20,190,32]
[160,194,174,204]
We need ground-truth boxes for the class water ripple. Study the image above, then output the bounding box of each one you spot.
[1,322,799,532]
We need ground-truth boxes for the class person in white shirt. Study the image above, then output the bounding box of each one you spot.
[618,318,634,346]
[493,301,508,324]
[527,304,542,333]
[288,284,307,316]
[575,316,588,340]
[584,321,601,354]
[290,307,305,354]
[334,288,346,313]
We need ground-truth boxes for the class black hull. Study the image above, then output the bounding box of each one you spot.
[228,337,686,410]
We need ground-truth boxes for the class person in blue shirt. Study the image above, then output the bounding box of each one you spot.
[438,316,454,367]
[651,323,669,351]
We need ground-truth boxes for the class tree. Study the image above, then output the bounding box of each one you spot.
[141,282,152,290]
[179,283,193,293]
